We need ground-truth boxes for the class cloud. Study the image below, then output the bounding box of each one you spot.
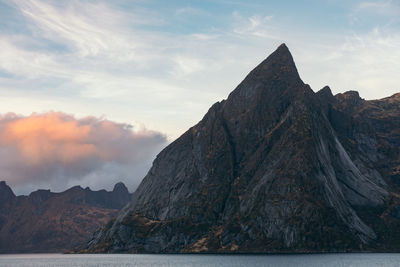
[0,37,66,79]
[11,0,150,60]
[0,0,399,142]
[227,11,400,100]
[356,0,400,16]
[0,112,167,195]
[0,0,398,196]
[293,27,400,99]
[350,0,400,26]
[232,13,277,39]
[175,7,209,16]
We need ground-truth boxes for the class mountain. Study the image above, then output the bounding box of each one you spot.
[78,44,400,253]
[0,181,15,206]
[0,181,131,253]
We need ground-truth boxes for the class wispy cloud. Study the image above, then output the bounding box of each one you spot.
[12,0,146,60]
[0,37,66,79]
[232,12,277,39]
[175,7,209,16]
[356,0,400,16]
[350,0,400,26]
[0,0,399,141]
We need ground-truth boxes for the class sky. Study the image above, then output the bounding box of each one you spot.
[0,0,399,194]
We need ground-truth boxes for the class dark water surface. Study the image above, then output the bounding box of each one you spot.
[1,253,400,266]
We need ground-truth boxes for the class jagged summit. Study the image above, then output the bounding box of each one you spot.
[0,181,8,188]
[0,181,16,204]
[113,182,129,194]
[29,189,53,203]
[255,43,295,69]
[337,90,362,99]
[79,44,400,254]
[277,42,289,50]
[315,86,335,114]
[250,43,300,81]
[227,43,302,104]
[317,85,333,96]
[66,185,84,192]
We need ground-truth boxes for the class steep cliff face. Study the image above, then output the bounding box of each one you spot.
[81,44,400,253]
[0,182,132,253]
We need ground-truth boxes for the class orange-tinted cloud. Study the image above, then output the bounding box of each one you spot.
[0,112,167,194]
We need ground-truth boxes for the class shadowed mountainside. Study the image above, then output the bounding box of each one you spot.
[79,44,400,253]
[0,181,131,253]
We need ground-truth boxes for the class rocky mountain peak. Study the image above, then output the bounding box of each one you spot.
[253,43,300,80]
[113,182,129,194]
[233,43,301,94]
[317,86,333,98]
[0,181,16,204]
[336,90,362,102]
[316,86,335,114]
[29,189,53,203]
[384,92,400,103]
[255,43,295,69]
[221,43,309,141]
[66,185,84,192]
[79,44,400,254]
[0,181,8,189]
[334,90,364,112]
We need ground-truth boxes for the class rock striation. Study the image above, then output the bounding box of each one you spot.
[0,181,131,253]
[79,44,400,253]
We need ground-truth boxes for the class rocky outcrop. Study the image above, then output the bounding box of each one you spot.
[83,182,131,209]
[79,44,400,253]
[0,181,15,206]
[0,182,131,253]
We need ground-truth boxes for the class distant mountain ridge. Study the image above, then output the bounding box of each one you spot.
[78,44,400,253]
[0,181,132,253]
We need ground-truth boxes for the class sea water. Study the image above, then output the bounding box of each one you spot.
[1,253,400,267]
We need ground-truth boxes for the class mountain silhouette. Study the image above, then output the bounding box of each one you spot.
[79,44,400,253]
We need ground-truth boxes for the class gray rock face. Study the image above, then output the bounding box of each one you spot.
[80,44,400,253]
